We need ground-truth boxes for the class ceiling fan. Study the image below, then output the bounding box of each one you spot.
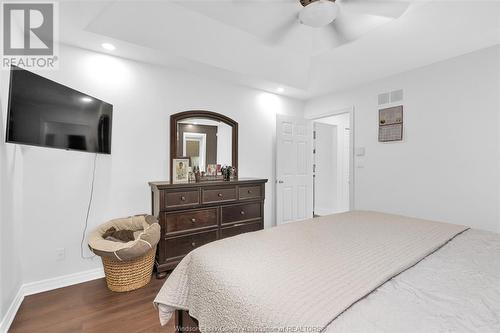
[272,0,410,45]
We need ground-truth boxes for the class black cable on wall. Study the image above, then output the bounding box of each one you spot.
[81,152,98,260]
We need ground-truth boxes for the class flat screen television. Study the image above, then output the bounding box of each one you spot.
[6,66,113,154]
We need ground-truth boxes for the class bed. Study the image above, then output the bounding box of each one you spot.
[154,211,500,332]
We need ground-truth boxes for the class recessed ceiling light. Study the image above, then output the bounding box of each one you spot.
[277,87,285,93]
[101,43,116,51]
[81,96,93,103]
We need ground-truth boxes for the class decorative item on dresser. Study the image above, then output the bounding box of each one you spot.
[149,178,267,278]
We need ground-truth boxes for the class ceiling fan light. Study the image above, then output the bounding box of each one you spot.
[299,0,339,28]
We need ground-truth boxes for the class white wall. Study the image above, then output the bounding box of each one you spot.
[0,44,304,286]
[305,45,500,232]
[0,92,23,324]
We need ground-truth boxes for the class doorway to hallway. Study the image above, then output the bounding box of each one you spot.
[313,112,351,216]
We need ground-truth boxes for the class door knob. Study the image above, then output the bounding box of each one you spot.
[278,180,284,184]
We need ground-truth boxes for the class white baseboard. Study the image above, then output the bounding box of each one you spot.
[22,267,104,296]
[0,267,105,333]
[0,287,24,333]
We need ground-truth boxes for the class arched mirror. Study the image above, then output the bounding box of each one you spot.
[170,111,238,181]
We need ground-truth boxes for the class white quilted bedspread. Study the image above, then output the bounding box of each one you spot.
[325,228,500,333]
[154,211,468,332]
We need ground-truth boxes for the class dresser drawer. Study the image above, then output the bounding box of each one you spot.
[163,208,218,235]
[221,202,262,225]
[202,186,237,204]
[238,185,262,200]
[164,230,218,261]
[220,221,263,239]
[163,189,200,209]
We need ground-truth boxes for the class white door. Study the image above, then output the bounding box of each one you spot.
[276,114,313,225]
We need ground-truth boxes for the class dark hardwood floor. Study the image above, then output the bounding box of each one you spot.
[9,276,175,333]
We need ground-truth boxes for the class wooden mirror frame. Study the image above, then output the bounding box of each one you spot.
[170,110,238,181]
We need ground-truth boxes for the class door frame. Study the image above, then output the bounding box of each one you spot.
[307,106,355,211]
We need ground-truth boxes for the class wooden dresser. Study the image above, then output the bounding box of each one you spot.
[149,178,267,278]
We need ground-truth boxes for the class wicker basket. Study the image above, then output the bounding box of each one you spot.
[101,247,156,292]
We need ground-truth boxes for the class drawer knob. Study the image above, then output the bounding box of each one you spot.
[218,193,223,198]
[180,196,186,201]
[240,210,245,215]
[191,242,196,247]
[191,218,196,223]
[247,190,252,194]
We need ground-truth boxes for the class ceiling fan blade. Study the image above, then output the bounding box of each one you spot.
[266,13,300,44]
[312,12,354,52]
[326,8,362,48]
[339,0,410,18]
[317,9,393,52]
[330,14,353,44]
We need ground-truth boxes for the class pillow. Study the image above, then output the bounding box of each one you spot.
[102,226,135,243]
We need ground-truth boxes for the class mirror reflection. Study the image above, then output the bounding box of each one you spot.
[177,118,232,173]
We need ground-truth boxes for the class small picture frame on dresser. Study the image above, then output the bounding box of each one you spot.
[207,164,217,176]
[173,158,190,183]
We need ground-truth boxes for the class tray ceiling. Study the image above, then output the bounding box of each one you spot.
[59,0,500,99]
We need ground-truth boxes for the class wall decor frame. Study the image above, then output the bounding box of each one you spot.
[378,105,403,142]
